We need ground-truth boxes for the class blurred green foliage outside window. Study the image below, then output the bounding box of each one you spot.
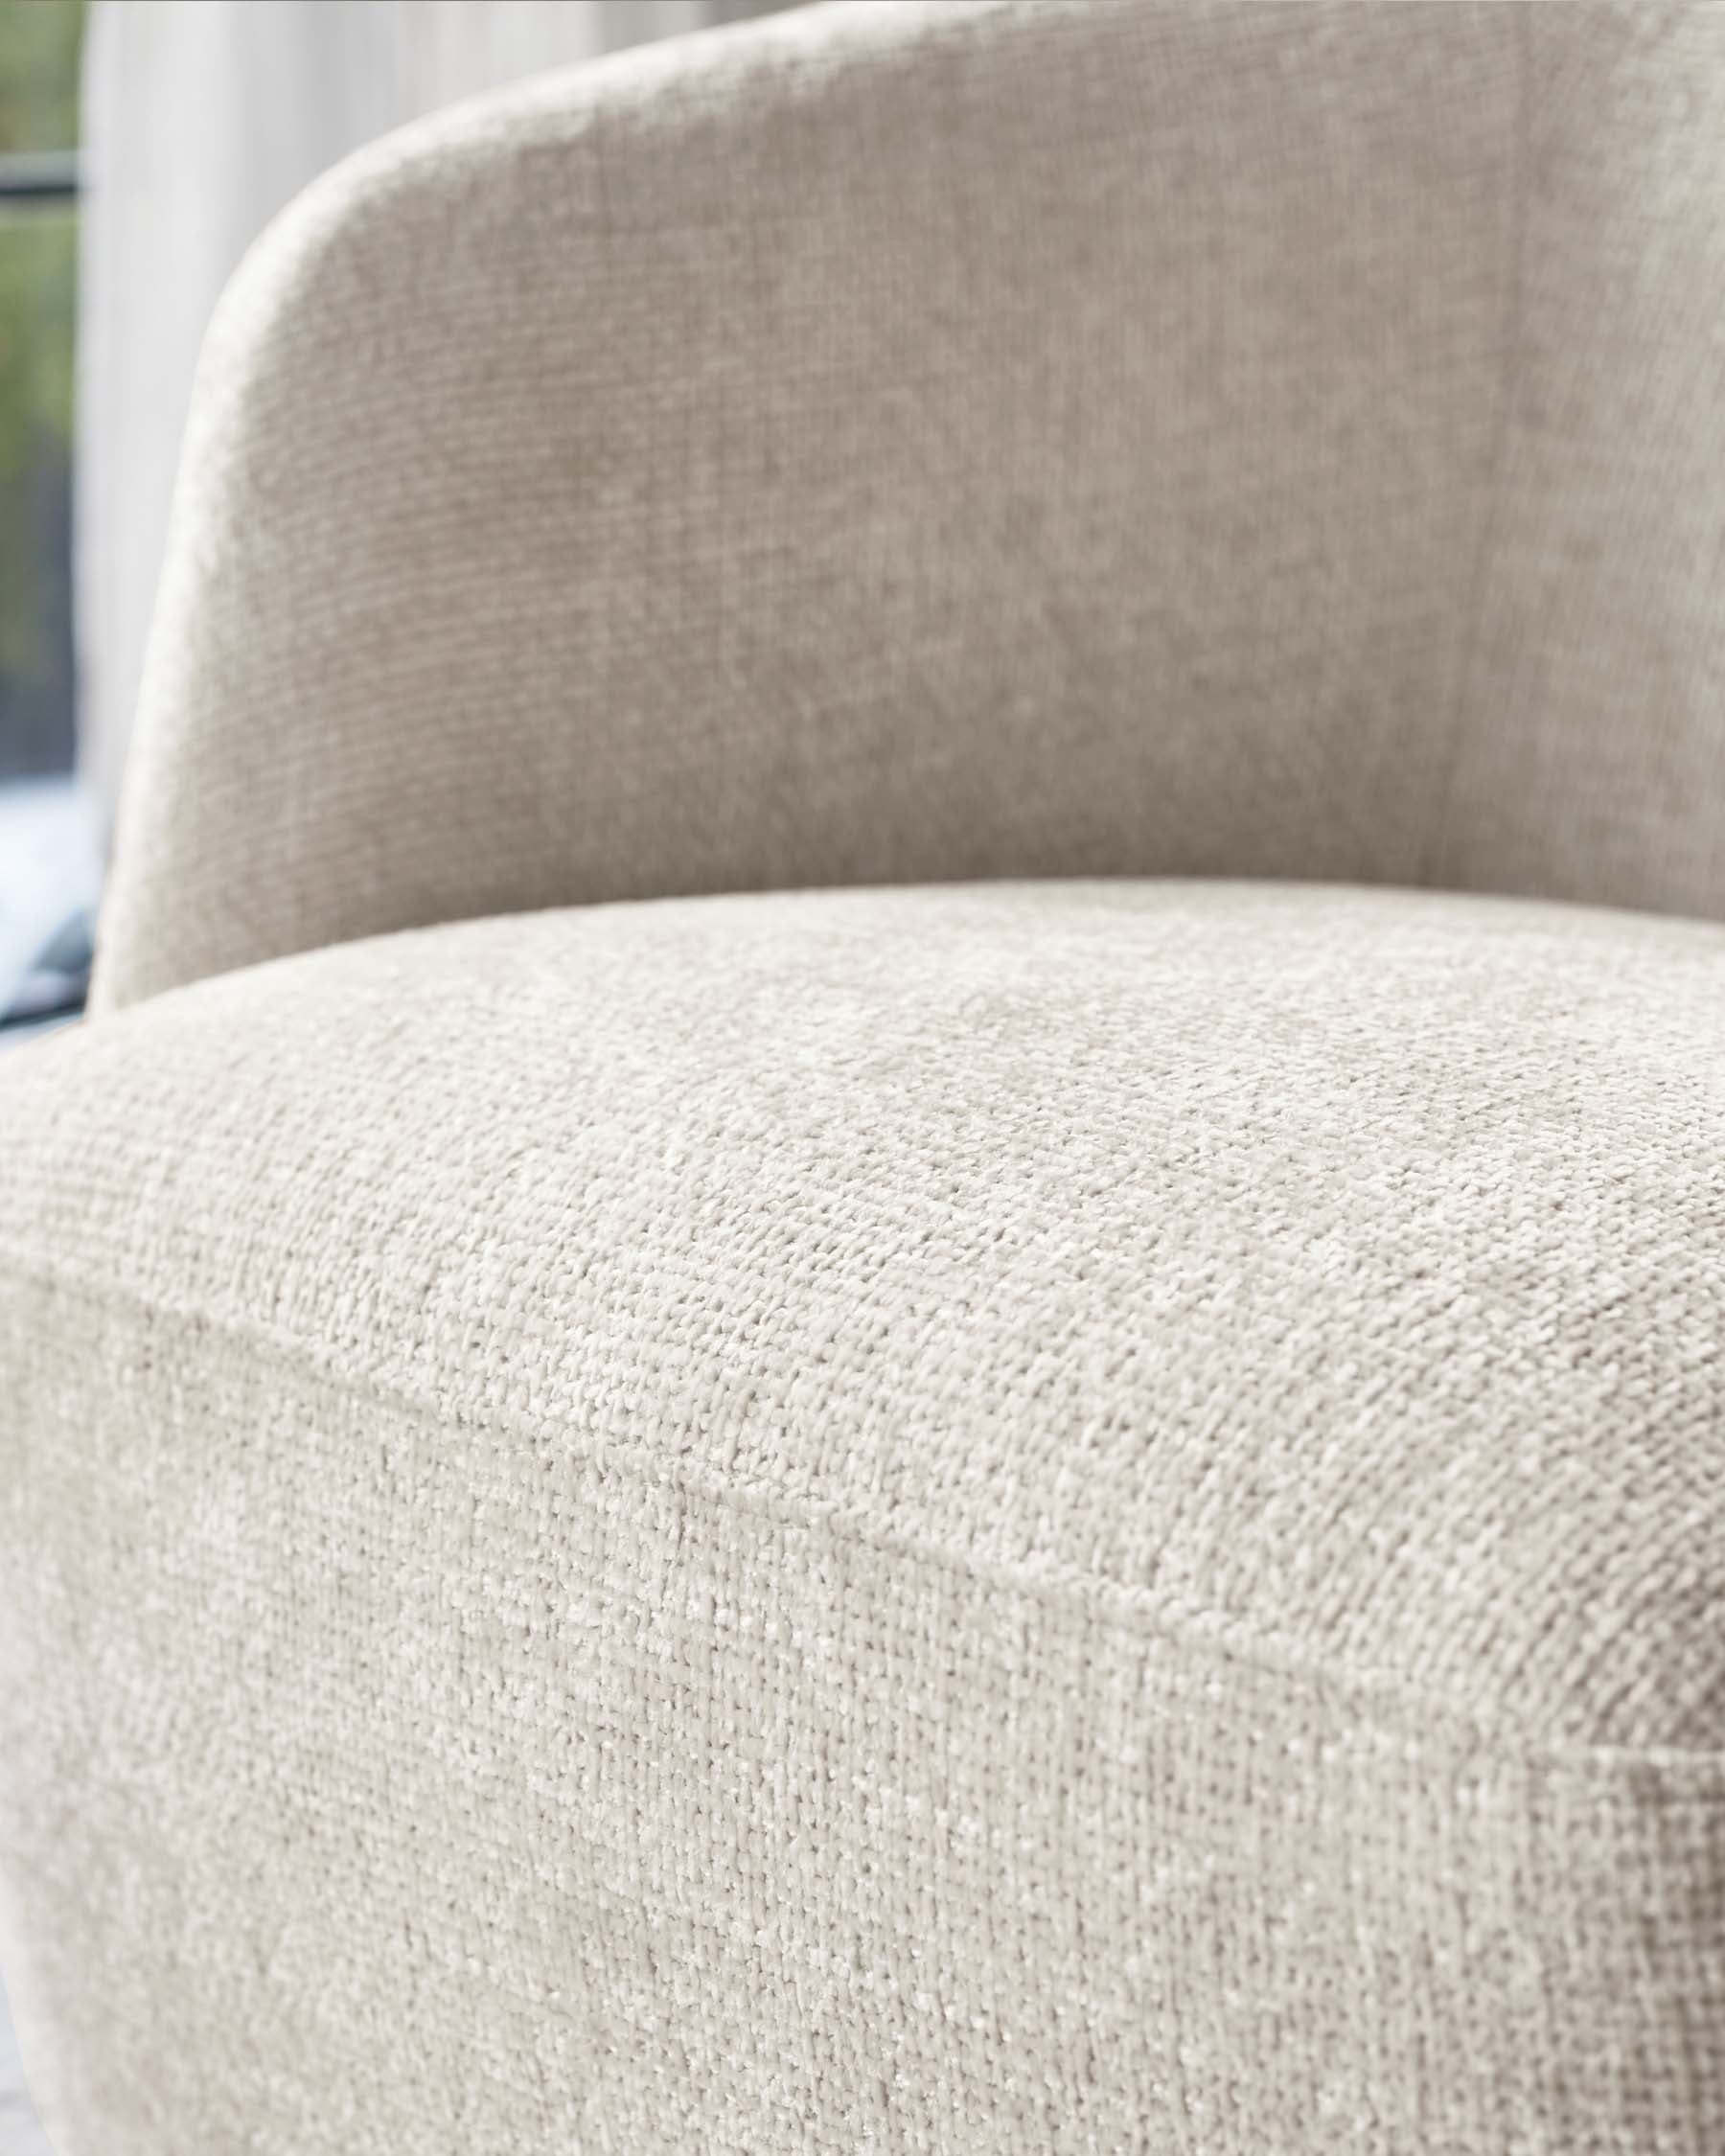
[0,0,84,782]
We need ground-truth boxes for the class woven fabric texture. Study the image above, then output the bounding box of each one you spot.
[12,2,1725,2148]
[4,881,1724,2152]
[92,0,1725,1011]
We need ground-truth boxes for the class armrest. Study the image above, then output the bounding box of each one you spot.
[95,0,1541,1006]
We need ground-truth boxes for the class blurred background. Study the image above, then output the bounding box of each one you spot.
[0,0,785,1054]
[0,0,83,1052]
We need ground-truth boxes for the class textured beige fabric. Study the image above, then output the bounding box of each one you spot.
[4,881,1724,2152]
[76,0,788,827]
[92,0,1725,1011]
[18,4,1725,2147]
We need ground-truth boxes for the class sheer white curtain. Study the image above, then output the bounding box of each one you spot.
[77,0,783,827]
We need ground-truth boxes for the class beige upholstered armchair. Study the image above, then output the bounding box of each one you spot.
[4,4,1724,2148]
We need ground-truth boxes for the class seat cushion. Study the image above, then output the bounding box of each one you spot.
[1,879,1722,2153]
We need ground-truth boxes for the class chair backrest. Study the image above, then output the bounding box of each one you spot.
[94,1,1725,1008]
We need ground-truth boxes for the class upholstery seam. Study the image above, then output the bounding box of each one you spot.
[3,1243,1722,1792]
